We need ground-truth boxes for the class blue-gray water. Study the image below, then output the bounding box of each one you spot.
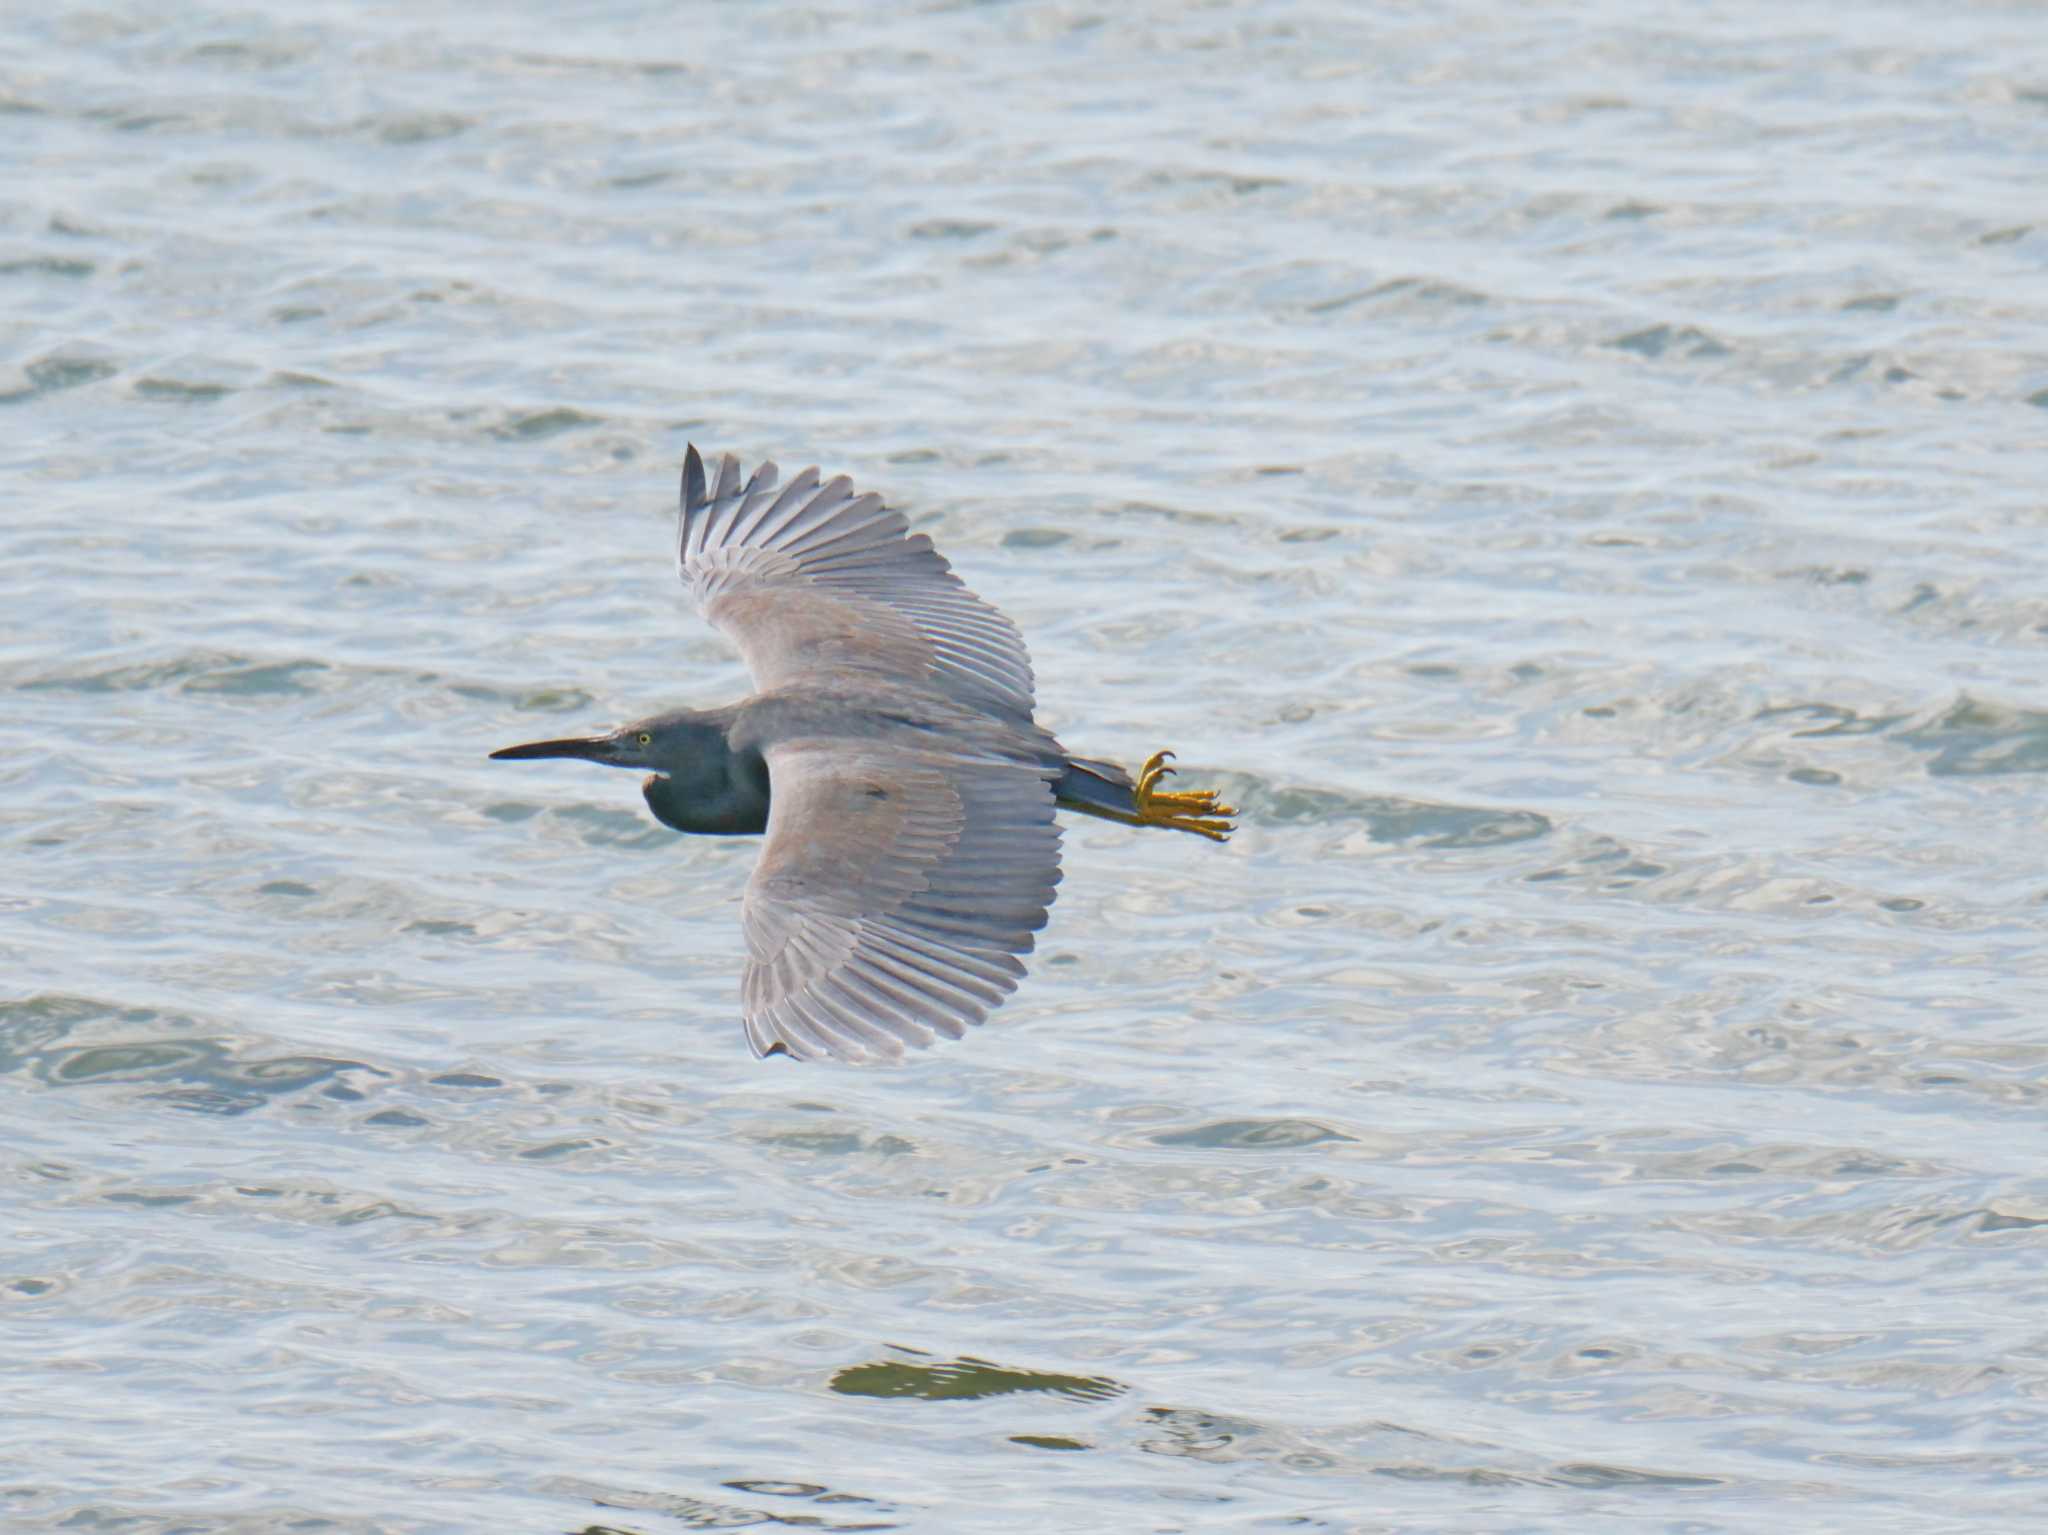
[6,3,2047,1531]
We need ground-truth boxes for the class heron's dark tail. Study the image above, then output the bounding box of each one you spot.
[1055,753,1234,843]
[1055,756,1137,817]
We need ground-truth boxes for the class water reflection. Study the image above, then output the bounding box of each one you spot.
[830,1350,1125,1405]
[0,994,381,1115]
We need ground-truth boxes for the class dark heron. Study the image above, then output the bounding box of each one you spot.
[491,447,1234,1063]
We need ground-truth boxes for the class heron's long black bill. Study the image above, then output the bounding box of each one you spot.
[488,735,612,763]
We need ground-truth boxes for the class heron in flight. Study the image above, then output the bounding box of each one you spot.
[491,448,1234,1063]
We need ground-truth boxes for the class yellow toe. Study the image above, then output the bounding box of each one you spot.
[1131,747,1236,841]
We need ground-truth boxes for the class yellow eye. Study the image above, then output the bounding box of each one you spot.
[636,732,652,747]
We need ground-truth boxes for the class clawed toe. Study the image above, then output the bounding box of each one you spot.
[1132,748,1236,841]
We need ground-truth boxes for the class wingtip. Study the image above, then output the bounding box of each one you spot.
[681,443,707,512]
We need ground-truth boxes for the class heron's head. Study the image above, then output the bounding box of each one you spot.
[489,714,682,772]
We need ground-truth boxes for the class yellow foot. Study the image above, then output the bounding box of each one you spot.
[1134,751,1236,842]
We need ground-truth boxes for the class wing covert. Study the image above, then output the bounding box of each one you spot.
[677,446,1036,717]
[739,740,1062,1063]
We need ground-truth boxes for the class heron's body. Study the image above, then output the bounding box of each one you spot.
[492,448,1232,1063]
[629,686,1131,837]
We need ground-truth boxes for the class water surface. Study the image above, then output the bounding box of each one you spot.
[6,2,2047,1531]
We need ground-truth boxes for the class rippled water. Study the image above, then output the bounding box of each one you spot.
[7,3,2048,1531]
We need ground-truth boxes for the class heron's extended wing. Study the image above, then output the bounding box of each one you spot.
[677,446,1035,717]
[740,740,1062,1063]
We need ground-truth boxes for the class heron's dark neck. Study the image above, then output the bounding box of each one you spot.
[643,772,765,835]
[640,712,769,836]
